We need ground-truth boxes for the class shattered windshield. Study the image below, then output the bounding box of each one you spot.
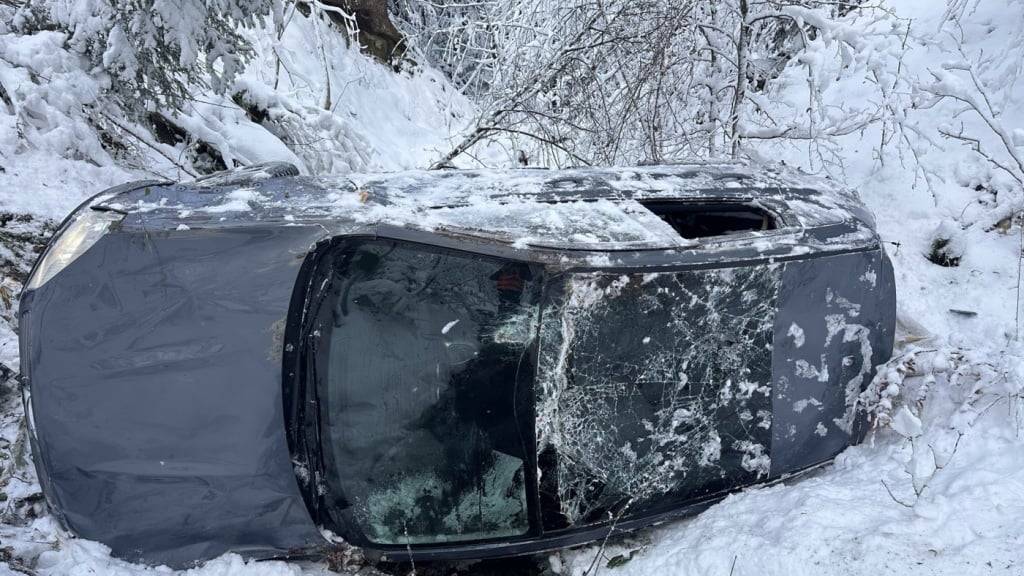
[314,239,541,545]
[535,268,780,526]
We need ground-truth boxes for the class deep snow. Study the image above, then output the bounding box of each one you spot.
[2,0,1024,575]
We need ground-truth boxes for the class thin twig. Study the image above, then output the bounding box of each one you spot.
[99,113,197,178]
[1017,211,1023,340]
[880,478,914,508]
[584,499,634,576]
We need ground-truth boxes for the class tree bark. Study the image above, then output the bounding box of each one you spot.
[729,0,750,158]
[320,0,404,63]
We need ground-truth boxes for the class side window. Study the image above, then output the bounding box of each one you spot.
[313,239,541,545]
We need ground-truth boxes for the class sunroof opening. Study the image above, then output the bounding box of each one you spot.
[640,201,776,239]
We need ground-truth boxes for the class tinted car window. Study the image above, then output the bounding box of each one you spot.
[313,239,542,545]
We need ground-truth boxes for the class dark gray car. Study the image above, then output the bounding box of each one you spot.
[19,162,895,567]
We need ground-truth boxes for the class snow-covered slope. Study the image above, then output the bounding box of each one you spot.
[2,1,1023,575]
[0,9,474,222]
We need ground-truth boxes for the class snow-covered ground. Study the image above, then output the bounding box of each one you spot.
[2,0,1024,575]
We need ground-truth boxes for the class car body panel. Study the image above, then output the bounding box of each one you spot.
[769,250,896,474]
[20,224,326,564]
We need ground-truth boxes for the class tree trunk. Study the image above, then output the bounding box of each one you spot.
[729,0,750,158]
[320,0,404,63]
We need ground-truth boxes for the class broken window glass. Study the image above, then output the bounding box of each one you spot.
[640,201,777,239]
[313,239,541,545]
[535,266,781,527]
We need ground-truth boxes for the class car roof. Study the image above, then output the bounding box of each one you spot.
[95,162,879,255]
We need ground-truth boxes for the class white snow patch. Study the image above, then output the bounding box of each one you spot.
[200,189,266,213]
[793,397,823,413]
[860,270,877,287]
[787,322,806,348]
[890,405,923,438]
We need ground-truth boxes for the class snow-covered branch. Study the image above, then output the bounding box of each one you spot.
[418,0,910,168]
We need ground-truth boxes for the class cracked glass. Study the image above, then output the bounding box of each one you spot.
[535,266,781,527]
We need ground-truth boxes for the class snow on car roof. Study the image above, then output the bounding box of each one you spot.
[96,162,877,253]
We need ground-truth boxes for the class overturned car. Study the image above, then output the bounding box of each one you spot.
[19,162,895,567]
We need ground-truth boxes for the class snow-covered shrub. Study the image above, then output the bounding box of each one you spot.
[907,0,1024,228]
[233,79,376,174]
[391,0,498,93]
[0,25,225,180]
[139,80,377,176]
[739,4,911,171]
[421,0,909,168]
[0,30,114,165]
[862,342,1024,503]
[13,0,273,112]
